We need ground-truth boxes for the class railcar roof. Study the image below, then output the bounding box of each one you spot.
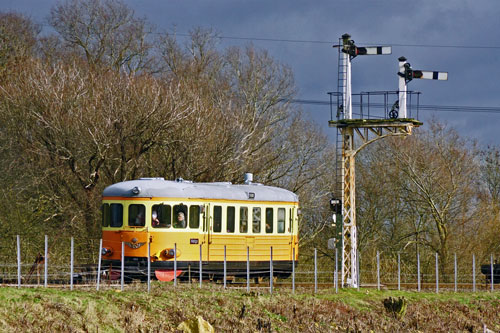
[102,178,298,202]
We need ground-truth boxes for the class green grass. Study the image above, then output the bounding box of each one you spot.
[0,284,499,332]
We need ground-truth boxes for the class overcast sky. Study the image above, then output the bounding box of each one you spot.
[2,0,500,146]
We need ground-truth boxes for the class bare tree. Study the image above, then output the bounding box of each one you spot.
[0,12,40,78]
[356,123,479,277]
[49,0,154,73]
[0,59,193,238]
[480,147,500,204]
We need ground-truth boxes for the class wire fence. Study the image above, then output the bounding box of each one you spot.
[2,235,500,294]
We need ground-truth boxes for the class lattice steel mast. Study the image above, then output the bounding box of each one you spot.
[330,34,447,288]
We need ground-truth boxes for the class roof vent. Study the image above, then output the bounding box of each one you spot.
[244,173,253,185]
[176,178,184,183]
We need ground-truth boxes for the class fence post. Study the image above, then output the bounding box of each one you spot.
[472,254,476,292]
[454,253,457,292]
[357,250,360,291]
[335,248,338,294]
[246,246,250,292]
[398,252,401,291]
[199,244,202,288]
[174,243,177,287]
[435,252,439,294]
[70,237,74,291]
[417,252,421,292]
[292,247,295,294]
[121,241,124,291]
[490,254,494,292]
[224,245,227,289]
[147,241,151,293]
[270,247,273,294]
[17,235,21,288]
[377,251,380,291]
[97,239,102,291]
[44,235,48,288]
[313,248,317,293]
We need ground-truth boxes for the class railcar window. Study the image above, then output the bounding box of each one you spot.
[189,206,200,229]
[173,205,187,228]
[110,203,123,227]
[213,206,222,233]
[265,208,273,234]
[129,204,145,227]
[227,207,235,233]
[277,208,286,233]
[240,207,248,233]
[101,204,110,227]
[152,204,171,228]
[252,207,261,233]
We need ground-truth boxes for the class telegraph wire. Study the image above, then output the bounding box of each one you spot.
[172,33,500,50]
[287,99,500,114]
[38,21,500,50]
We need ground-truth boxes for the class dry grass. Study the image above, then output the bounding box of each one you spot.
[0,284,499,332]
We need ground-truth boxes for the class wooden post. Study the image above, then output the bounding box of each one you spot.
[121,241,124,291]
[246,246,250,293]
[472,254,476,292]
[335,248,338,293]
[490,254,494,292]
[417,252,421,292]
[397,252,401,291]
[314,248,317,293]
[17,235,21,288]
[356,250,360,291]
[97,239,102,291]
[435,253,439,294]
[377,251,380,291]
[70,237,74,291]
[224,245,227,289]
[292,247,296,293]
[199,245,202,288]
[454,253,457,292]
[147,242,151,293]
[44,235,48,288]
[270,247,273,294]
[174,243,177,287]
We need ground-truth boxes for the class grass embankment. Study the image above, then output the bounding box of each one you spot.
[0,284,499,332]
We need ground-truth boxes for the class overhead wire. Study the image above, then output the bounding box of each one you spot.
[38,21,500,49]
[287,99,500,114]
[171,32,500,50]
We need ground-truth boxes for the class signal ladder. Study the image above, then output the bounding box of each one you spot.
[334,37,346,200]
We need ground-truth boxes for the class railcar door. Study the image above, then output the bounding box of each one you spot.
[203,203,210,260]
[290,207,296,259]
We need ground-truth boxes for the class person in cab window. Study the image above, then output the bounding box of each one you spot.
[134,211,145,226]
[176,211,186,228]
[152,210,160,226]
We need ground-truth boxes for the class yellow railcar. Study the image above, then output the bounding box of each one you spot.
[100,176,299,280]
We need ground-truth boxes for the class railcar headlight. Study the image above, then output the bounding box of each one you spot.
[163,248,181,259]
[101,247,113,256]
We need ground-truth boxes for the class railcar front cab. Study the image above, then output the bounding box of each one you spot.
[100,201,204,264]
